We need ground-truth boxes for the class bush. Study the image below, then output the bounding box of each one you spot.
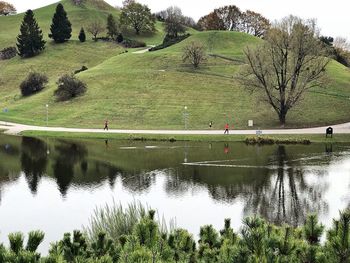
[78,27,86,42]
[121,38,146,48]
[74,65,88,74]
[20,72,48,97]
[54,74,87,101]
[244,136,311,145]
[150,34,190,52]
[0,46,16,60]
[116,33,124,43]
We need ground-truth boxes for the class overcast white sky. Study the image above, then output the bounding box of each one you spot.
[6,0,350,40]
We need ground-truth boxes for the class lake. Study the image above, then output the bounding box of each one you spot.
[0,134,350,253]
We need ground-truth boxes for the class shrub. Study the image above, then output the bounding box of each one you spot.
[116,33,124,43]
[244,136,311,145]
[121,38,146,48]
[20,72,48,97]
[0,46,16,60]
[74,65,88,74]
[182,41,207,68]
[54,74,87,101]
[150,33,190,52]
[78,27,86,42]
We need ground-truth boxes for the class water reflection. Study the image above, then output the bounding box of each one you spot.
[21,137,48,194]
[0,135,349,229]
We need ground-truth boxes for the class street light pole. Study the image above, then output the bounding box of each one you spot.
[46,104,49,126]
[184,106,188,130]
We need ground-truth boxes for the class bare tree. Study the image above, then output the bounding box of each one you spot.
[240,10,270,38]
[0,1,16,15]
[239,16,329,126]
[182,41,206,68]
[87,20,104,41]
[163,6,186,38]
[333,37,350,51]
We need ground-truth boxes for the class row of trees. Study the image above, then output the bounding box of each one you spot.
[15,0,159,58]
[198,5,271,38]
[3,207,350,262]
[320,36,350,67]
[16,3,71,58]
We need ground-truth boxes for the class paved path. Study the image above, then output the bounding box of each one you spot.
[1,121,350,136]
[132,45,155,54]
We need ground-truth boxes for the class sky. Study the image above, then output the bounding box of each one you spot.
[6,0,350,40]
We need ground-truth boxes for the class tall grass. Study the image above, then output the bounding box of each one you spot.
[84,200,176,243]
[84,200,146,242]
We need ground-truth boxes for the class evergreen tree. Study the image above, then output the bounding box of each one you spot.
[49,3,72,43]
[106,14,118,40]
[78,27,86,42]
[16,9,45,58]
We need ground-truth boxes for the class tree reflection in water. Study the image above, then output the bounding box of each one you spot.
[243,145,328,227]
[21,137,48,194]
[53,141,87,196]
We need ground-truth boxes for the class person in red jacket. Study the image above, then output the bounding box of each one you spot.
[224,123,229,134]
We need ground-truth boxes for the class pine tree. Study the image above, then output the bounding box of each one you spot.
[49,3,72,43]
[16,9,45,58]
[106,14,118,40]
[78,27,86,42]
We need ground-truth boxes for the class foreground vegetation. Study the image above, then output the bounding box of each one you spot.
[2,201,350,262]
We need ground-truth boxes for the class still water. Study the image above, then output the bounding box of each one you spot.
[1,134,350,253]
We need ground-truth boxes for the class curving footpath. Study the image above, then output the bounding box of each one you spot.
[1,121,350,136]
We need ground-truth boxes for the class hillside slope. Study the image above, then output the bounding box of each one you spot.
[1,1,350,129]
[0,0,166,47]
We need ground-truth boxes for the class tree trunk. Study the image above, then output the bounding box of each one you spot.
[279,111,286,128]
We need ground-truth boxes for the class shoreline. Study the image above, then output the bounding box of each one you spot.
[16,130,350,143]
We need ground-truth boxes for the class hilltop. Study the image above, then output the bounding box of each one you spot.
[1,0,350,129]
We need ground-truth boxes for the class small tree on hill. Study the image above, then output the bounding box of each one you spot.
[87,20,104,41]
[120,0,155,35]
[20,72,48,97]
[49,3,72,43]
[106,14,118,40]
[54,74,87,101]
[16,10,46,58]
[0,1,16,15]
[182,41,206,68]
[78,27,86,42]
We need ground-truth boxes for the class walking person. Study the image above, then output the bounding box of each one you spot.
[224,123,229,134]
[209,121,213,128]
[104,120,109,131]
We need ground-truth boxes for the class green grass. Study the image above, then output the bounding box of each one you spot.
[19,130,350,143]
[1,1,350,130]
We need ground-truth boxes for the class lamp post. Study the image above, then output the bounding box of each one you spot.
[183,106,188,130]
[46,104,49,126]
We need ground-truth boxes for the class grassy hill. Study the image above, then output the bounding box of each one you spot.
[1,0,350,130]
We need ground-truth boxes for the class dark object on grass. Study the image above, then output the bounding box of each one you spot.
[74,65,88,74]
[326,127,333,138]
[0,46,16,60]
[20,72,48,97]
[116,33,124,43]
[78,27,86,42]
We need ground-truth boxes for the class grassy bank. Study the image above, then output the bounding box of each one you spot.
[19,130,350,143]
